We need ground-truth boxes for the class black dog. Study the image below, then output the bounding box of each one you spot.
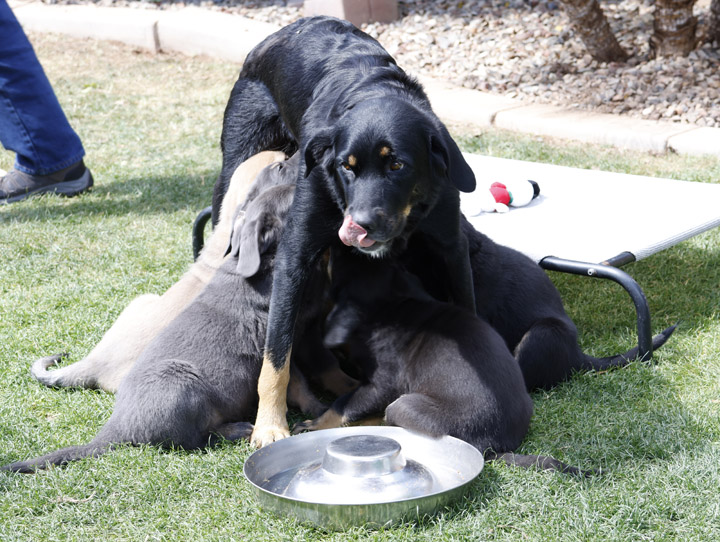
[405,218,677,390]
[214,16,477,446]
[2,184,324,473]
[263,155,676,393]
[294,250,583,475]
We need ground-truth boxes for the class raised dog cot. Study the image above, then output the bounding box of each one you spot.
[460,153,720,360]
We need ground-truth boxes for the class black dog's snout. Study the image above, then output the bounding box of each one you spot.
[351,208,387,236]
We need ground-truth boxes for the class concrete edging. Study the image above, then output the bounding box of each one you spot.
[10,1,720,158]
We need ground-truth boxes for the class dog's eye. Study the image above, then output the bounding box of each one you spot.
[390,161,404,171]
[341,162,352,171]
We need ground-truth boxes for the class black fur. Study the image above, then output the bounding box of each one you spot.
[2,183,325,473]
[405,217,677,390]
[214,17,477,444]
[298,250,585,475]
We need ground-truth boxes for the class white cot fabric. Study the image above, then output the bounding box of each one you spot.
[460,153,720,264]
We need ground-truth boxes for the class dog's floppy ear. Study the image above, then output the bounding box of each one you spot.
[234,210,283,278]
[323,301,364,350]
[429,126,476,193]
[302,130,334,178]
[226,207,246,258]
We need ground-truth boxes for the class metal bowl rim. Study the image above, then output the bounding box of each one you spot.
[243,426,484,506]
[246,472,480,507]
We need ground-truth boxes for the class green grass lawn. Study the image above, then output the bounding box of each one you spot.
[1,32,720,541]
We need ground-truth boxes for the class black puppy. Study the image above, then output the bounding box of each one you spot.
[214,16,477,447]
[2,184,323,473]
[295,250,582,474]
[405,218,677,390]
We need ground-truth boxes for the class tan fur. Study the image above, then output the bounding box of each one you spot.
[251,352,292,447]
[294,409,383,433]
[34,152,286,393]
[379,146,390,157]
[302,407,344,431]
[348,154,357,167]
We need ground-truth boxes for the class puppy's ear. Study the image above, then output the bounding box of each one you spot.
[303,130,334,177]
[226,207,246,258]
[235,212,281,278]
[429,126,476,193]
[323,301,364,350]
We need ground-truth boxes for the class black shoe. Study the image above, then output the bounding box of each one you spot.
[0,160,93,204]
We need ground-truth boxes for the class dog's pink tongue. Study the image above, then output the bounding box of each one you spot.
[339,215,376,248]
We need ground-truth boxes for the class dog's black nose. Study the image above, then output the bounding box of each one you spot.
[351,209,384,236]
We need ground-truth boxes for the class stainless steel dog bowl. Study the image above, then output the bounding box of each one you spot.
[243,426,484,529]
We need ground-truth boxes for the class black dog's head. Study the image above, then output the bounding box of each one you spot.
[323,248,433,350]
[304,97,475,257]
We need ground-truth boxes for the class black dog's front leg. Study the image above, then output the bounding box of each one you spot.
[251,177,339,448]
[419,194,476,313]
[447,226,475,312]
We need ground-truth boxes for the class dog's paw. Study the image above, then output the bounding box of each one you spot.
[35,352,69,370]
[292,408,344,434]
[291,419,317,435]
[250,424,290,448]
[30,353,71,386]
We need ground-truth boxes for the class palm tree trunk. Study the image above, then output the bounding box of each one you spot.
[559,0,629,62]
[651,0,698,56]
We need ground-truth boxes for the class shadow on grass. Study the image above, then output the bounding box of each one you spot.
[554,243,720,345]
[525,237,720,473]
[0,169,218,224]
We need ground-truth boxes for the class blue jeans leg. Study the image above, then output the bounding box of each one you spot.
[0,0,85,175]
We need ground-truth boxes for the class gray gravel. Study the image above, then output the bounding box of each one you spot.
[59,0,720,127]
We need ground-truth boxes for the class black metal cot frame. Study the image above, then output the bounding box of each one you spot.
[192,206,655,361]
[192,205,213,261]
[540,252,653,361]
